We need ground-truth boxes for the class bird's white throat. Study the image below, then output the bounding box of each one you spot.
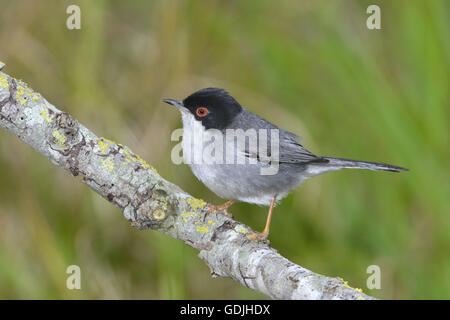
[179,110,280,176]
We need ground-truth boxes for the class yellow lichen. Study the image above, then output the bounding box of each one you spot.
[100,158,115,172]
[119,147,158,173]
[339,277,364,293]
[97,139,110,155]
[236,226,249,234]
[122,148,132,163]
[207,220,216,226]
[196,225,209,233]
[134,153,158,172]
[186,197,206,211]
[97,139,158,173]
[179,198,207,223]
[0,74,8,90]
[100,137,117,145]
[16,86,26,104]
[180,209,197,223]
[40,108,52,123]
[14,81,38,105]
[52,130,66,148]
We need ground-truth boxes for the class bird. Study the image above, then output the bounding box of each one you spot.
[163,88,408,240]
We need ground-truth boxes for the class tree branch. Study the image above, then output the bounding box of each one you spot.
[0,63,374,300]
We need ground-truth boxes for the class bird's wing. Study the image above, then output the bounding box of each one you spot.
[241,129,326,164]
[228,109,326,165]
[278,132,325,164]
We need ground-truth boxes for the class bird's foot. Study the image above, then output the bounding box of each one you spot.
[247,230,269,242]
[206,200,235,217]
[206,205,232,217]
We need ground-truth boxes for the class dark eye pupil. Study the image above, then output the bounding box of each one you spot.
[196,107,208,117]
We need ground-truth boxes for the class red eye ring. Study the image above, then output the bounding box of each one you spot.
[196,107,209,117]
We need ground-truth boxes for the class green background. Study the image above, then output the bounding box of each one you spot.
[0,0,448,299]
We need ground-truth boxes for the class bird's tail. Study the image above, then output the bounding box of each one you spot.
[321,157,409,173]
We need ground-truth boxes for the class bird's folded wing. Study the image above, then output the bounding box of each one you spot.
[241,130,326,165]
[228,108,326,165]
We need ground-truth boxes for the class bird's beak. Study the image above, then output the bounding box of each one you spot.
[163,99,184,109]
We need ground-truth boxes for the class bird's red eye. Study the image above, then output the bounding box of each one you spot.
[196,107,209,117]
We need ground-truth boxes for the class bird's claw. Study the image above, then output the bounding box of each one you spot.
[206,204,232,217]
[247,231,269,242]
[206,200,235,217]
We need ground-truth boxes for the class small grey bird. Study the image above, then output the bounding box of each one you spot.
[164,88,408,240]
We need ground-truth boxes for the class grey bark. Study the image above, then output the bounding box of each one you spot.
[0,63,374,300]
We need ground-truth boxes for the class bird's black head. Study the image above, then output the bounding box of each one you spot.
[164,88,242,130]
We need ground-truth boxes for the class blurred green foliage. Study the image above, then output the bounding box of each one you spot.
[0,0,448,299]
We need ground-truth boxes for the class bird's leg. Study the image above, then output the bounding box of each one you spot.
[248,196,277,241]
[207,200,236,217]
